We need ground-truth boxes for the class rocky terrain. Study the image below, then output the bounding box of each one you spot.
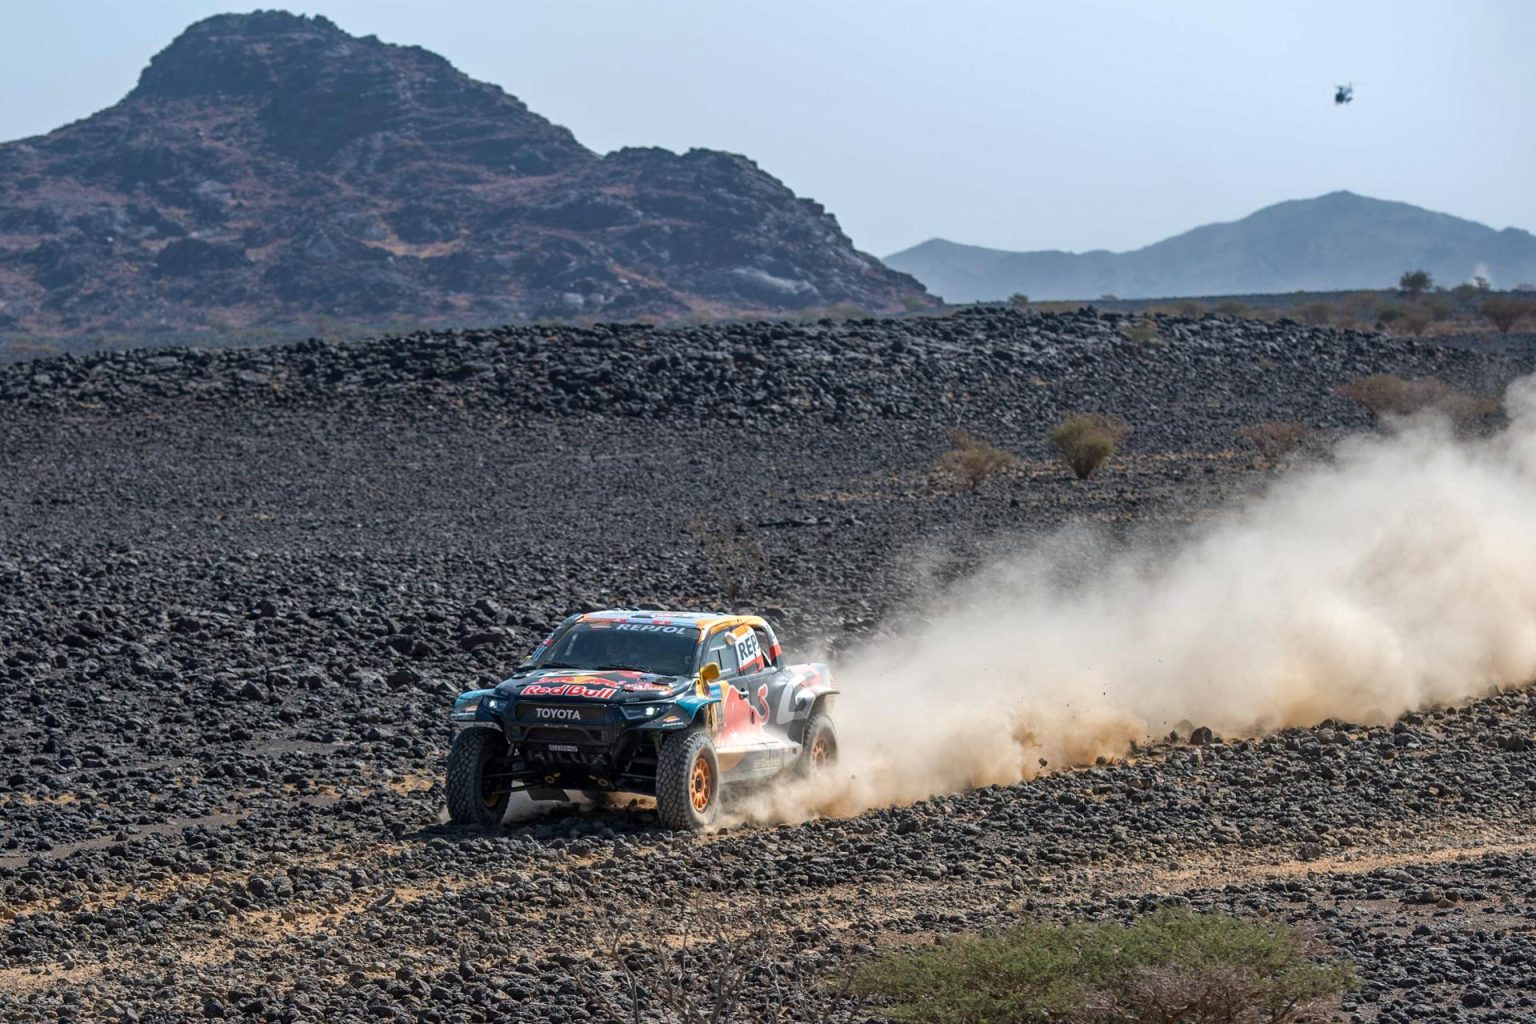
[0,12,926,342]
[2,307,1535,1022]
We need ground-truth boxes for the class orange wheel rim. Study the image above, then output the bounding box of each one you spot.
[811,735,833,768]
[689,756,714,812]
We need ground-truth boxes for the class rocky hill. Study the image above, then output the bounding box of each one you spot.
[887,191,1536,302]
[0,11,927,337]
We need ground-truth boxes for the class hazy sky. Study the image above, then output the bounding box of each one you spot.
[5,1,1533,256]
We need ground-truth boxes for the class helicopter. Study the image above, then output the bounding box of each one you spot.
[1334,83,1354,105]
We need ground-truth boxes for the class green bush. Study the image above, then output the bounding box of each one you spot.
[937,428,1017,492]
[1008,293,1031,309]
[1048,413,1129,480]
[852,908,1356,1024]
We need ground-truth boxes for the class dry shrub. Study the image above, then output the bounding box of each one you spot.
[1335,373,1498,430]
[1238,421,1308,467]
[1397,308,1432,336]
[1048,413,1130,480]
[1481,295,1533,334]
[937,428,1017,492]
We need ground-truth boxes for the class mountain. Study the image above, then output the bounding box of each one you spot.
[885,192,1536,302]
[0,12,928,336]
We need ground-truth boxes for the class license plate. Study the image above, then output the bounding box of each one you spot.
[549,744,578,752]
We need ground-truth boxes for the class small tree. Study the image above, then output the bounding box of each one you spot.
[1481,294,1532,334]
[1008,293,1030,309]
[937,428,1017,492]
[1048,413,1130,480]
[1398,269,1432,300]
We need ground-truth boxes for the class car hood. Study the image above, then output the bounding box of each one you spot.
[494,668,690,702]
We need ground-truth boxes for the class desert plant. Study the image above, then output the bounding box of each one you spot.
[1238,421,1308,468]
[1481,294,1532,334]
[853,908,1355,1024]
[1398,269,1432,300]
[687,512,766,602]
[1048,413,1130,480]
[1008,293,1031,309]
[937,428,1017,492]
[1335,373,1498,430]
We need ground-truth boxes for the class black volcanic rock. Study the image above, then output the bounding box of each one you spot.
[0,11,928,335]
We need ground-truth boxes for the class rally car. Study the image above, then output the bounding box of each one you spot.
[446,609,837,830]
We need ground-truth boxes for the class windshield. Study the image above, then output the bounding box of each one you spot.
[534,623,700,677]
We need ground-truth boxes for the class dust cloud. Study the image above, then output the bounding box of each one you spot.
[741,374,1536,823]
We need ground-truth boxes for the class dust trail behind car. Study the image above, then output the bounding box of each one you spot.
[738,374,1536,823]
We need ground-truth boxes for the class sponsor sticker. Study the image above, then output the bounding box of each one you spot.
[523,682,618,700]
[613,623,696,636]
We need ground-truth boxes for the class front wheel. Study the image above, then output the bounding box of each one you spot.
[446,728,512,828]
[655,730,720,830]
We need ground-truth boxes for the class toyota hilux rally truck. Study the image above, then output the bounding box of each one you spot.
[446,610,837,830]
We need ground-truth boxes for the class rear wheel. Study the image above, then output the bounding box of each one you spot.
[446,728,512,828]
[655,730,720,830]
[794,711,838,777]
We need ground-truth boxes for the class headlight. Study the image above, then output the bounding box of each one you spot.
[620,702,673,721]
[455,695,483,717]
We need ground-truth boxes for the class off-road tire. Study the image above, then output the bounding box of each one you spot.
[446,728,511,828]
[793,711,838,777]
[655,730,720,830]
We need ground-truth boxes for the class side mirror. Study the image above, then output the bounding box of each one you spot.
[697,662,721,694]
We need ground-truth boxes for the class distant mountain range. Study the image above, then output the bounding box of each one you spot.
[0,12,928,337]
[885,192,1536,302]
